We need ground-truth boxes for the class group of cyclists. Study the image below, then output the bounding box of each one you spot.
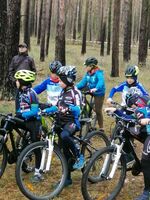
[4,42,150,200]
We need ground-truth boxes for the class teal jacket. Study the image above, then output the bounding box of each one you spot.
[77,68,105,96]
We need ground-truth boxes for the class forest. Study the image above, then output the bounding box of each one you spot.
[0,0,150,200]
[0,0,150,99]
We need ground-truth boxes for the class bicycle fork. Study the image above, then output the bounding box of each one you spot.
[100,142,124,179]
[39,137,54,172]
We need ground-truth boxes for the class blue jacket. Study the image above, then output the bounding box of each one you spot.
[34,77,62,105]
[76,69,105,96]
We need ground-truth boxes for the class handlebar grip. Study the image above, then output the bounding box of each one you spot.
[13,117,25,124]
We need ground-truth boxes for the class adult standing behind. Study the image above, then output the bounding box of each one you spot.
[8,42,36,98]
[76,57,106,131]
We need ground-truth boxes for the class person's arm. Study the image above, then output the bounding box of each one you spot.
[22,104,39,119]
[29,57,36,73]
[76,74,87,90]
[137,83,149,96]
[108,82,125,99]
[33,79,49,94]
[8,57,16,82]
[91,70,105,93]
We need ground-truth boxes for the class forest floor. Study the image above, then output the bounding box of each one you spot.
[0,40,150,199]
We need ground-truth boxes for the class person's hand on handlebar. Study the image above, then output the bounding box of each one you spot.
[106,98,113,106]
[139,118,150,125]
[104,107,117,113]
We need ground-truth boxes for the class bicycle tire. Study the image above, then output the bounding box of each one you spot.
[81,146,126,200]
[0,144,7,178]
[81,130,110,161]
[16,141,68,200]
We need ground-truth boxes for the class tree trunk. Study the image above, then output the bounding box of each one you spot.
[34,0,38,37]
[138,0,149,66]
[40,0,47,61]
[89,0,92,41]
[0,0,7,88]
[30,0,35,36]
[46,0,53,56]
[55,0,66,65]
[24,0,30,49]
[123,0,132,62]
[1,0,21,99]
[73,0,78,40]
[37,0,43,45]
[107,0,112,55]
[111,0,120,77]
[77,0,82,36]
[81,0,89,55]
[100,22,106,56]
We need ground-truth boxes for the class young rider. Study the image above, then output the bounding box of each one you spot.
[14,69,42,182]
[105,92,150,200]
[106,65,149,167]
[106,65,149,106]
[43,66,85,186]
[76,57,106,131]
[34,61,62,106]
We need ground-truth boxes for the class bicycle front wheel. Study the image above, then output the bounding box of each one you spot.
[0,144,7,178]
[81,146,126,200]
[81,130,110,162]
[16,141,67,200]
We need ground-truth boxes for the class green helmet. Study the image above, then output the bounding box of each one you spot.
[14,70,36,82]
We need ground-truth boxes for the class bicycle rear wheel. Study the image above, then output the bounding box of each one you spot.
[81,146,126,200]
[0,144,7,178]
[16,141,67,200]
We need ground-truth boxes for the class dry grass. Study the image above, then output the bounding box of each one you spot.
[0,40,150,199]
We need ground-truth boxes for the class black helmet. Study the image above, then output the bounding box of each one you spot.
[49,61,62,73]
[125,65,139,77]
[84,57,98,66]
[58,66,77,86]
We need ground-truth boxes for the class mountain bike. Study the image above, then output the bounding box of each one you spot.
[0,113,34,178]
[80,91,98,137]
[15,112,110,200]
[81,107,144,200]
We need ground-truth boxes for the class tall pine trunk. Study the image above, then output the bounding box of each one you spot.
[0,0,7,88]
[81,0,89,54]
[1,0,21,99]
[111,0,120,77]
[55,0,66,65]
[123,0,132,62]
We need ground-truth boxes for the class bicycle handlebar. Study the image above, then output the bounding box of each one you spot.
[0,113,24,124]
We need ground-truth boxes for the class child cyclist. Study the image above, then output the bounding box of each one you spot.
[34,61,62,106]
[14,69,42,182]
[43,66,85,186]
[76,57,106,131]
[105,92,150,200]
[106,65,149,167]
[107,65,149,106]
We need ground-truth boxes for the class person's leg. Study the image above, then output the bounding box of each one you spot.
[135,136,150,200]
[61,122,85,170]
[94,95,105,130]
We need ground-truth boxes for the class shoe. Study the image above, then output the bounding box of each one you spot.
[132,161,142,176]
[73,154,85,170]
[31,174,44,183]
[124,152,135,169]
[64,178,72,187]
[135,190,150,200]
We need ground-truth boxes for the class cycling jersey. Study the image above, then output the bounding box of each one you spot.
[34,76,62,105]
[57,86,82,129]
[108,81,149,106]
[16,86,40,120]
